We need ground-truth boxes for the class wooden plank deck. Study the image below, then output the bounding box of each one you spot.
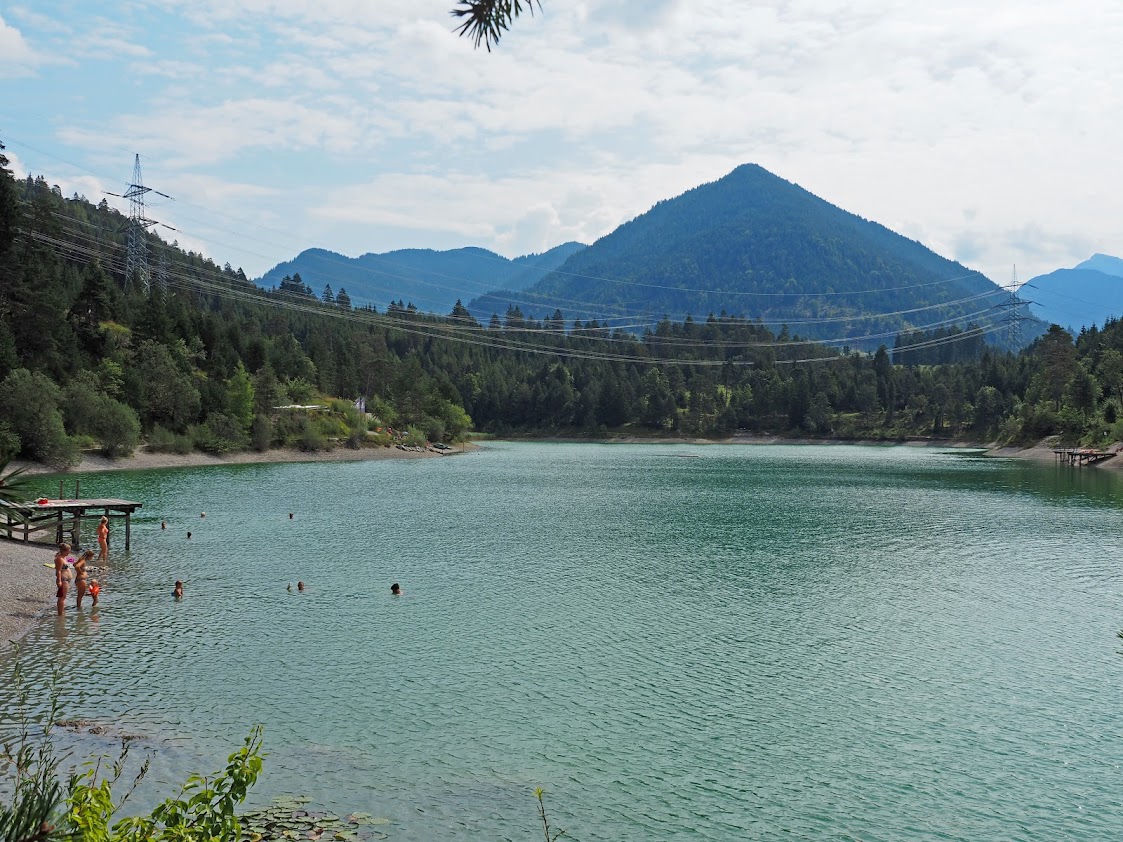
[1,498,142,550]
[1053,448,1118,467]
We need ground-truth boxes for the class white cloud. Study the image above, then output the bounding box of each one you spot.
[0,13,40,77]
[58,97,365,167]
[6,0,1122,284]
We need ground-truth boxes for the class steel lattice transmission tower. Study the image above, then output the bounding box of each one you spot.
[996,264,1032,352]
[123,154,157,294]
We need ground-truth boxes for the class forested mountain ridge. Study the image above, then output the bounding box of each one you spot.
[2,141,1121,472]
[470,164,1042,349]
[257,241,585,316]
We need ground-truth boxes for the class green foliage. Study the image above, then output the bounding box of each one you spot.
[283,378,317,405]
[225,362,255,434]
[68,727,265,842]
[191,413,246,455]
[146,425,194,456]
[0,369,78,468]
[403,426,427,447]
[0,421,20,462]
[250,414,273,452]
[273,414,329,452]
[0,456,31,506]
[62,373,140,456]
[128,342,201,433]
[3,658,266,842]
[0,662,63,842]
[368,397,397,428]
[8,148,1123,460]
[91,398,141,458]
[533,788,566,842]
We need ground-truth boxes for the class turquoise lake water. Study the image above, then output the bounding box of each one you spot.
[3,442,1123,840]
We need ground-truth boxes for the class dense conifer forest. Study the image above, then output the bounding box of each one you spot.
[1,141,1120,467]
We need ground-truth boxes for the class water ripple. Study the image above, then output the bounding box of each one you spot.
[3,444,1123,840]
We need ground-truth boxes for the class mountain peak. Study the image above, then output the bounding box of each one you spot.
[1074,253,1123,278]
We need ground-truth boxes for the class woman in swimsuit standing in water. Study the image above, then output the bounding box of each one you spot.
[54,543,70,616]
[73,549,93,609]
[97,516,109,563]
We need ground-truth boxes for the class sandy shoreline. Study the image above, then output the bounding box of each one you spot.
[0,539,53,648]
[14,442,476,476]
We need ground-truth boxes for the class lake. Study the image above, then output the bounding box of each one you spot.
[4,442,1123,840]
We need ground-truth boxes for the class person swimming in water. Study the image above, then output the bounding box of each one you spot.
[390,583,402,596]
[297,581,305,592]
[173,580,184,599]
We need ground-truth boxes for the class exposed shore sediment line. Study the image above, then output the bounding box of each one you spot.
[14,442,476,476]
[0,539,52,647]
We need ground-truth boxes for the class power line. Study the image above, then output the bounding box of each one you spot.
[20,225,1010,370]
[3,133,1017,332]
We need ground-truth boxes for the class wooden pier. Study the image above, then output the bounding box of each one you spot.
[1053,448,1118,467]
[1,498,142,550]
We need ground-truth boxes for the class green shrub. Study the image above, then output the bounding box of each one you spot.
[92,395,141,457]
[192,413,246,454]
[284,377,317,404]
[147,424,194,455]
[62,372,102,435]
[251,413,273,452]
[369,396,397,428]
[297,418,328,452]
[0,421,19,461]
[0,368,79,468]
[422,415,446,443]
[70,433,99,450]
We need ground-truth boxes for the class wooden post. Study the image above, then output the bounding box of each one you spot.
[125,512,131,553]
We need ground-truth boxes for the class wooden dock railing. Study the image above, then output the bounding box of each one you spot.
[1,498,142,550]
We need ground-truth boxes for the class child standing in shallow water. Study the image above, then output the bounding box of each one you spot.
[88,579,101,606]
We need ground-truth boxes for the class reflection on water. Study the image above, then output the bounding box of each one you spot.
[4,444,1123,840]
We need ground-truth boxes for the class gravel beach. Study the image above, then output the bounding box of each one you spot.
[0,539,54,646]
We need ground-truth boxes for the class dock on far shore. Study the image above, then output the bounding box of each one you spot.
[1053,447,1118,467]
[1,498,142,551]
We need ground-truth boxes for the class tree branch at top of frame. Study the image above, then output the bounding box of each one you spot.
[451,0,542,51]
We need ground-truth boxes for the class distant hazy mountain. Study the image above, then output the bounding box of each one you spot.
[468,164,1037,348]
[1074,253,1123,278]
[1027,254,1123,331]
[257,242,585,314]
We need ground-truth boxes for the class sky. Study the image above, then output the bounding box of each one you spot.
[1,0,1120,288]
